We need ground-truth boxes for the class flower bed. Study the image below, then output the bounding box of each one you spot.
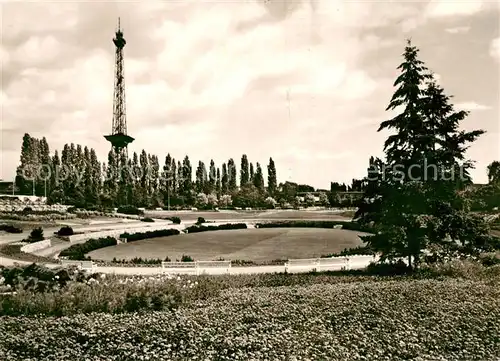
[0,275,499,361]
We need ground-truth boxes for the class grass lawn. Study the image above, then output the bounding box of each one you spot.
[0,244,54,264]
[88,228,366,262]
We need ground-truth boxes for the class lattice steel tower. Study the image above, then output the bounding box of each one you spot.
[104,18,134,157]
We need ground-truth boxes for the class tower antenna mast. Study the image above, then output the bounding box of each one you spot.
[104,17,134,157]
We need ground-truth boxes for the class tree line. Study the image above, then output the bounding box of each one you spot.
[13,136,370,209]
[14,138,284,209]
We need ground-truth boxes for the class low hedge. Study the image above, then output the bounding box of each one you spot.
[59,236,117,260]
[0,224,23,233]
[110,256,171,265]
[185,223,247,234]
[167,216,181,224]
[120,229,180,242]
[255,220,372,233]
[117,205,144,216]
[56,226,74,236]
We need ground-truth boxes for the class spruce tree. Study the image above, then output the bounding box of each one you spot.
[358,40,488,268]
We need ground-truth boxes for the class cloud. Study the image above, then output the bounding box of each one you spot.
[425,0,484,17]
[490,37,500,61]
[445,26,471,34]
[1,0,498,188]
[455,102,492,111]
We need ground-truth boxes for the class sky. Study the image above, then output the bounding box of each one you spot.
[1,0,499,189]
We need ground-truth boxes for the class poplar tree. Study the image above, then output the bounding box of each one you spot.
[208,159,216,194]
[228,158,237,192]
[216,168,222,197]
[267,157,277,196]
[253,162,265,191]
[240,154,249,186]
[221,163,229,194]
[250,163,255,183]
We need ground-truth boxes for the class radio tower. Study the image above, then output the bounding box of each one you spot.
[104,18,134,157]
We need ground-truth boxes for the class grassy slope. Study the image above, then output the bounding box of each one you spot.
[88,228,366,262]
[1,277,498,361]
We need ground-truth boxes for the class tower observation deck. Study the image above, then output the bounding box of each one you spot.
[104,18,134,155]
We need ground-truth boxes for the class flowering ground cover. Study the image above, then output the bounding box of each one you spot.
[88,228,365,262]
[0,273,499,361]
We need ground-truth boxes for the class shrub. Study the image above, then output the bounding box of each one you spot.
[365,260,411,276]
[181,254,194,262]
[59,236,117,260]
[117,205,144,216]
[120,229,180,242]
[57,226,74,236]
[479,252,500,267]
[110,256,171,265]
[22,207,33,214]
[322,245,375,258]
[169,216,181,224]
[25,227,44,243]
[0,224,23,233]
[196,216,206,224]
[141,217,155,223]
[185,223,247,233]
